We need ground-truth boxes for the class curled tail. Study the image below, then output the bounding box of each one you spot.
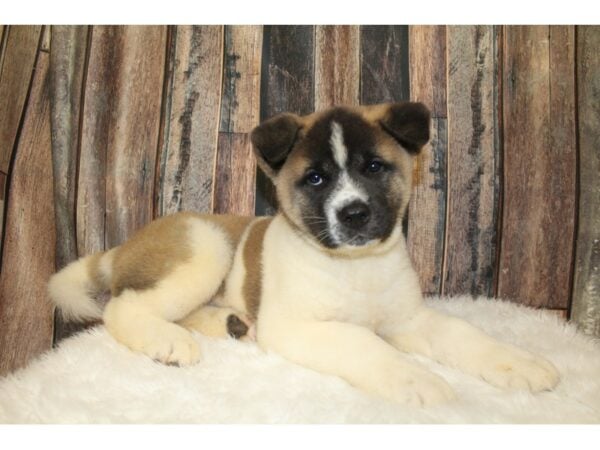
[48,249,115,322]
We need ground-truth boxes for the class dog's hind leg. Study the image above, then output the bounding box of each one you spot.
[103,216,235,366]
[179,305,254,340]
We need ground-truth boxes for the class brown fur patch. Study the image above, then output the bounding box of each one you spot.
[242,217,273,319]
[87,252,105,291]
[111,213,254,297]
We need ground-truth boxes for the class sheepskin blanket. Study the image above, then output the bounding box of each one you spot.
[1,296,599,424]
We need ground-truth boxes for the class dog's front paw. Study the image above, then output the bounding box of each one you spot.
[478,346,559,392]
[383,368,456,407]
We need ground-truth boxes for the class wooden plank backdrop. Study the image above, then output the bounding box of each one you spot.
[0,25,598,375]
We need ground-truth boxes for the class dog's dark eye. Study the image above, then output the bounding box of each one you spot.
[366,160,384,173]
[305,171,324,186]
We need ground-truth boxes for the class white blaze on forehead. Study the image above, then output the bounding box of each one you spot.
[329,121,348,168]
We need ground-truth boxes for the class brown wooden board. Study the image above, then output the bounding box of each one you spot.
[77,26,113,256]
[571,26,600,336]
[0,25,7,71]
[255,25,315,216]
[0,51,56,376]
[498,26,576,308]
[214,133,257,216]
[407,26,448,296]
[89,26,167,248]
[219,26,262,133]
[158,26,223,216]
[359,25,409,104]
[315,25,360,109]
[49,25,89,270]
[213,26,262,215]
[49,26,90,342]
[0,26,42,174]
[443,26,501,297]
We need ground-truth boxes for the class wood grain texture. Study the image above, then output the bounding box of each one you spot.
[158,26,223,216]
[407,26,448,296]
[0,25,7,70]
[0,52,55,376]
[571,26,600,336]
[49,26,88,269]
[443,26,501,297]
[88,26,166,248]
[219,26,262,133]
[407,118,448,296]
[498,26,576,308]
[408,26,447,118]
[256,26,315,216]
[0,26,42,173]
[49,26,90,342]
[315,25,360,109]
[214,26,262,214]
[213,133,256,215]
[360,25,409,104]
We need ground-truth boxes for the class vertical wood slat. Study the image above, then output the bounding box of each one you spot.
[0,50,55,375]
[443,26,501,297]
[95,26,166,248]
[214,26,262,215]
[359,25,410,105]
[571,26,600,336]
[158,26,223,217]
[407,26,448,296]
[77,26,113,256]
[0,26,42,174]
[498,26,576,308]
[315,25,360,109]
[255,25,315,216]
[49,26,90,342]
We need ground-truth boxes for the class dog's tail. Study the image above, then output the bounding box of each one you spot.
[48,249,115,322]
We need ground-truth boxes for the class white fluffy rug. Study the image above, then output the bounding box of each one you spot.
[1,296,599,424]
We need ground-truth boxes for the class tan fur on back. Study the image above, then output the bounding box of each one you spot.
[242,217,273,319]
[111,213,253,297]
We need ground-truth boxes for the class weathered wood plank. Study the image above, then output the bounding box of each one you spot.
[49,26,90,342]
[408,25,447,118]
[571,25,600,336]
[443,26,501,297]
[158,26,223,216]
[92,26,166,248]
[0,26,42,173]
[213,26,261,215]
[77,26,112,256]
[407,118,448,296]
[0,51,55,376]
[359,25,409,104]
[407,25,448,296]
[255,25,315,216]
[315,25,360,109]
[213,133,256,216]
[50,25,88,270]
[219,25,262,133]
[0,25,8,71]
[498,26,576,309]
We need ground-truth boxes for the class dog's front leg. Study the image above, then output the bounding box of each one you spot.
[258,320,455,406]
[381,307,559,392]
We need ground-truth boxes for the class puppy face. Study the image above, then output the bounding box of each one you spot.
[251,103,430,254]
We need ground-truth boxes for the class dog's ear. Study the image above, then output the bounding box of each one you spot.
[251,113,303,177]
[378,102,431,154]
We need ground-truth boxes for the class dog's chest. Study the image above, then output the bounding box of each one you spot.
[259,217,422,328]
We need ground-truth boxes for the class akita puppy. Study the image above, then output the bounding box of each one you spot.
[49,102,559,406]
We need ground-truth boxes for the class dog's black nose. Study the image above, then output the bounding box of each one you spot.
[338,202,371,229]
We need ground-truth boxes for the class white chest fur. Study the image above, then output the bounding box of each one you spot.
[258,215,423,332]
